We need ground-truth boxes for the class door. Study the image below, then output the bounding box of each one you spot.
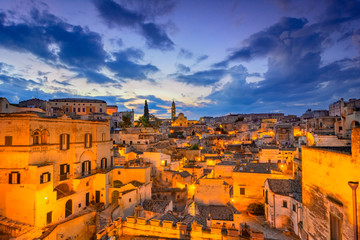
[86,192,90,206]
[46,211,52,225]
[96,191,100,203]
[65,199,72,218]
[112,191,119,204]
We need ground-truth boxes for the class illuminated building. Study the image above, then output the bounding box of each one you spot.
[48,98,107,115]
[0,112,112,227]
[301,127,360,239]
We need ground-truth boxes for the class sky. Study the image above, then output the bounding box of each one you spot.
[0,0,359,119]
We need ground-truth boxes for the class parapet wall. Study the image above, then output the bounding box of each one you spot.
[96,216,260,240]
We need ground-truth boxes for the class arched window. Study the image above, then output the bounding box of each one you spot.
[33,131,41,145]
[41,130,49,144]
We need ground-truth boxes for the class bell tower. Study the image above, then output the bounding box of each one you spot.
[171,100,176,121]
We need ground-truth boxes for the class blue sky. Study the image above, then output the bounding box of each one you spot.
[0,0,359,119]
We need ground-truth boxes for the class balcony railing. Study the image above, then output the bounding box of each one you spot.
[59,173,70,181]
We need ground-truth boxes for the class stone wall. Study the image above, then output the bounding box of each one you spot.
[302,128,360,240]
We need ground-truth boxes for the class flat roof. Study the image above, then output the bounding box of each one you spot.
[49,98,106,103]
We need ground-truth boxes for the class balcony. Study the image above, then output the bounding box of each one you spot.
[59,172,70,181]
[94,166,114,174]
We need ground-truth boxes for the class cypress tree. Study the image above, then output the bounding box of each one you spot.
[144,100,149,121]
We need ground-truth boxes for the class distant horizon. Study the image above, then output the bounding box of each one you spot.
[4,95,346,120]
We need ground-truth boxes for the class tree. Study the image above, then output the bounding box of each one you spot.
[190,144,199,150]
[119,114,132,128]
[144,100,149,121]
[247,203,265,215]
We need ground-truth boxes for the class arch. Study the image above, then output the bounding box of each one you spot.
[32,130,41,145]
[55,183,73,199]
[41,130,49,144]
[112,190,119,204]
[65,199,72,218]
[351,120,360,129]
[79,150,96,162]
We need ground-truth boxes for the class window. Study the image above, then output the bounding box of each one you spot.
[102,133,105,141]
[47,211,52,225]
[101,158,107,169]
[41,131,49,144]
[83,108,85,112]
[89,108,92,113]
[118,171,121,175]
[292,204,296,212]
[129,198,131,203]
[33,132,41,145]
[40,172,51,183]
[123,140,126,144]
[9,172,20,184]
[65,108,69,112]
[100,108,102,112]
[339,126,342,131]
[85,133,92,148]
[282,200,288,208]
[82,160,91,176]
[60,134,70,150]
[78,108,80,112]
[5,103,8,108]
[73,108,76,112]
[265,190,268,204]
[5,136,13,146]
[330,213,341,240]
[240,187,245,195]
[60,164,70,180]
[130,141,132,145]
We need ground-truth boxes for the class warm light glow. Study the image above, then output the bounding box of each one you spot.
[170,130,174,133]
[294,128,305,137]
[259,131,274,138]
[44,197,48,200]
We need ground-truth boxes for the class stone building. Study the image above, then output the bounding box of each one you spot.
[194,178,231,205]
[48,98,107,115]
[301,127,360,240]
[264,179,302,236]
[232,163,287,211]
[0,112,112,228]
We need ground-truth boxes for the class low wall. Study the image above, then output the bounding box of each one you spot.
[96,216,264,240]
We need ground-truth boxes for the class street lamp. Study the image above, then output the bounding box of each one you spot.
[349,181,359,240]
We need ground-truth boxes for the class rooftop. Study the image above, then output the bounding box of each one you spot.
[266,179,302,202]
[49,98,106,103]
[142,199,171,213]
[234,163,280,173]
[197,204,239,221]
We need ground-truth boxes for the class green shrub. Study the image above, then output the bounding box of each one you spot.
[247,203,265,215]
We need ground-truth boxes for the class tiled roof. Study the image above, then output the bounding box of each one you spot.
[129,180,144,187]
[152,211,180,224]
[216,161,237,166]
[176,171,191,178]
[266,179,302,202]
[197,204,234,221]
[142,199,170,213]
[182,214,207,229]
[234,163,280,173]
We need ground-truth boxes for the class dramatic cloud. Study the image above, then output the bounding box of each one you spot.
[106,48,159,80]
[0,9,107,70]
[94,0,175,51]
